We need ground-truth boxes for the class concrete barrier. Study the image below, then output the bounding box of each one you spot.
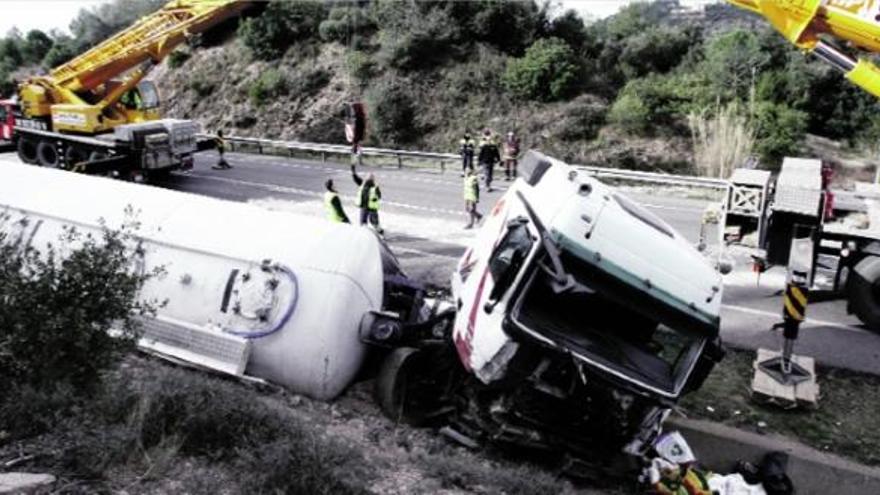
[668,416,880,494]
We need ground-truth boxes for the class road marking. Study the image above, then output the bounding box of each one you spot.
[391,246,460,260]
[722,304,867,333]
[186,171,465,217]
[214,154,710,209]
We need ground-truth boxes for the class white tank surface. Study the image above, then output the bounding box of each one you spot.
[0,162,385,400]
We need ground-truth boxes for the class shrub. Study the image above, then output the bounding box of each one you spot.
[319,6,376,48]
[239,2,327,61]
[557,96,607,142]
[345,50,375,85]
[366,79,418,145]
[248,68,287,106]
[289,68,330,98]
[608,92,650,135]
[378,7,460,71]
[753,101,808,167]
[189,77,215,98]
[502,37,580,102]
[0,213,160,392]
[167,49,191,69]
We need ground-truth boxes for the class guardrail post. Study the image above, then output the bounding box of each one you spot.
[258,143,263,154]
[397,154,403,169]
[321,151,326,162]
[440,160,445,173]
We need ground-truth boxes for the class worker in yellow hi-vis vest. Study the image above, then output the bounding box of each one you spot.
[351,164,383,235]
[324,179,349,223]
[463,167,483,229]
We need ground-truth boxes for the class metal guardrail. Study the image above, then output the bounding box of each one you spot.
[204,133,730,190]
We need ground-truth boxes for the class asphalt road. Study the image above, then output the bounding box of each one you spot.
[4,150,880,375]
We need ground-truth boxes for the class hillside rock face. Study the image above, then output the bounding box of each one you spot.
[153,42,354,144]
[152,37,693,173]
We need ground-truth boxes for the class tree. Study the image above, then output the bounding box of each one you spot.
[377,6,461,70]
[366,78,418,145]
[503,37,580,102]
[753,101,807,167]
[22,30,53,65]
[467,0,547,56]
[0,213,162,392]
[702,29,770,101]
[70,0,165,51]
[239,2,327,60]
[618,26,694,80]
[546,9,588,51]
[41,35,77,68]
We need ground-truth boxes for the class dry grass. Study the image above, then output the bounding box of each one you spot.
[688,103,755,179]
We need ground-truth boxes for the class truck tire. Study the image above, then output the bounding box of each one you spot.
[17,138,38,164]
[375,347,436,426]
[36,140,60,168]
[848,255,880,331]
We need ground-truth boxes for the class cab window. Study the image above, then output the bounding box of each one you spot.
[487,219,534,301]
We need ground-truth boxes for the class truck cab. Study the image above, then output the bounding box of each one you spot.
[0,99,14,144]
[373,151,725,464]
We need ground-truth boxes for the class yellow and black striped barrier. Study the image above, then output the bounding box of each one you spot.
[783,283,808,324]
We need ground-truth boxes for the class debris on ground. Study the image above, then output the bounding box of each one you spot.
[0,472,56,494]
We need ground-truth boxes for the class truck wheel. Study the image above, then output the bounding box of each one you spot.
[848,255,880,331]
[17,138,38,164]
[36,140,60,168]
[375,347,438,426]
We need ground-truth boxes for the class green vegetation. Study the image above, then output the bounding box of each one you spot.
[238,1,326,60]
[682,349,880,467]
[167,49,191,69]
[0,358,371,493]
[0,212,160,393]
[3,0,879,172]
[366,78,419,145]
[503,37,580,102]
[248,68,288,106]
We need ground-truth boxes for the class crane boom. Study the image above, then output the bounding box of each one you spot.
[729,0,880,98]
[11,0,251,180]
[52,0,248,93]
[19,0,250,134]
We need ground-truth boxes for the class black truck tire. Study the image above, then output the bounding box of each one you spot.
[848,255,880,331]
[17,138,38,164]
[375,347,435,426]
[36,140,60,168]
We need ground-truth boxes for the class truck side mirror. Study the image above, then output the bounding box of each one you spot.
[683,339,726,394]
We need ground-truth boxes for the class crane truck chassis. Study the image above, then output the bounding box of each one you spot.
[0,150,725,474]
[5,0,250,181]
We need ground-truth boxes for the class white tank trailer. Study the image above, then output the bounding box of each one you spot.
[0,162,387,400]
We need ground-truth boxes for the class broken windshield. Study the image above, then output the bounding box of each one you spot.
[510,250,705,396]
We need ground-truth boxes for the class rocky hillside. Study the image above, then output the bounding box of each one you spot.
[4,0,880,173]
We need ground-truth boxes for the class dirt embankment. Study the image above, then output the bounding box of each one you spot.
[150,37,695,174]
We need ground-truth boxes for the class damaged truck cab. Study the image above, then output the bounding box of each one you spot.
[375,151,725,465]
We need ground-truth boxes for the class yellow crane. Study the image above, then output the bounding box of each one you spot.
[12,0,250,178]
[729,0,880,98]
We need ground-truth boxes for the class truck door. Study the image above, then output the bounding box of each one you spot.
[453,214,536,378]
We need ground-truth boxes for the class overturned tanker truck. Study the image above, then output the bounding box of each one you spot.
[0,150,724,469]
